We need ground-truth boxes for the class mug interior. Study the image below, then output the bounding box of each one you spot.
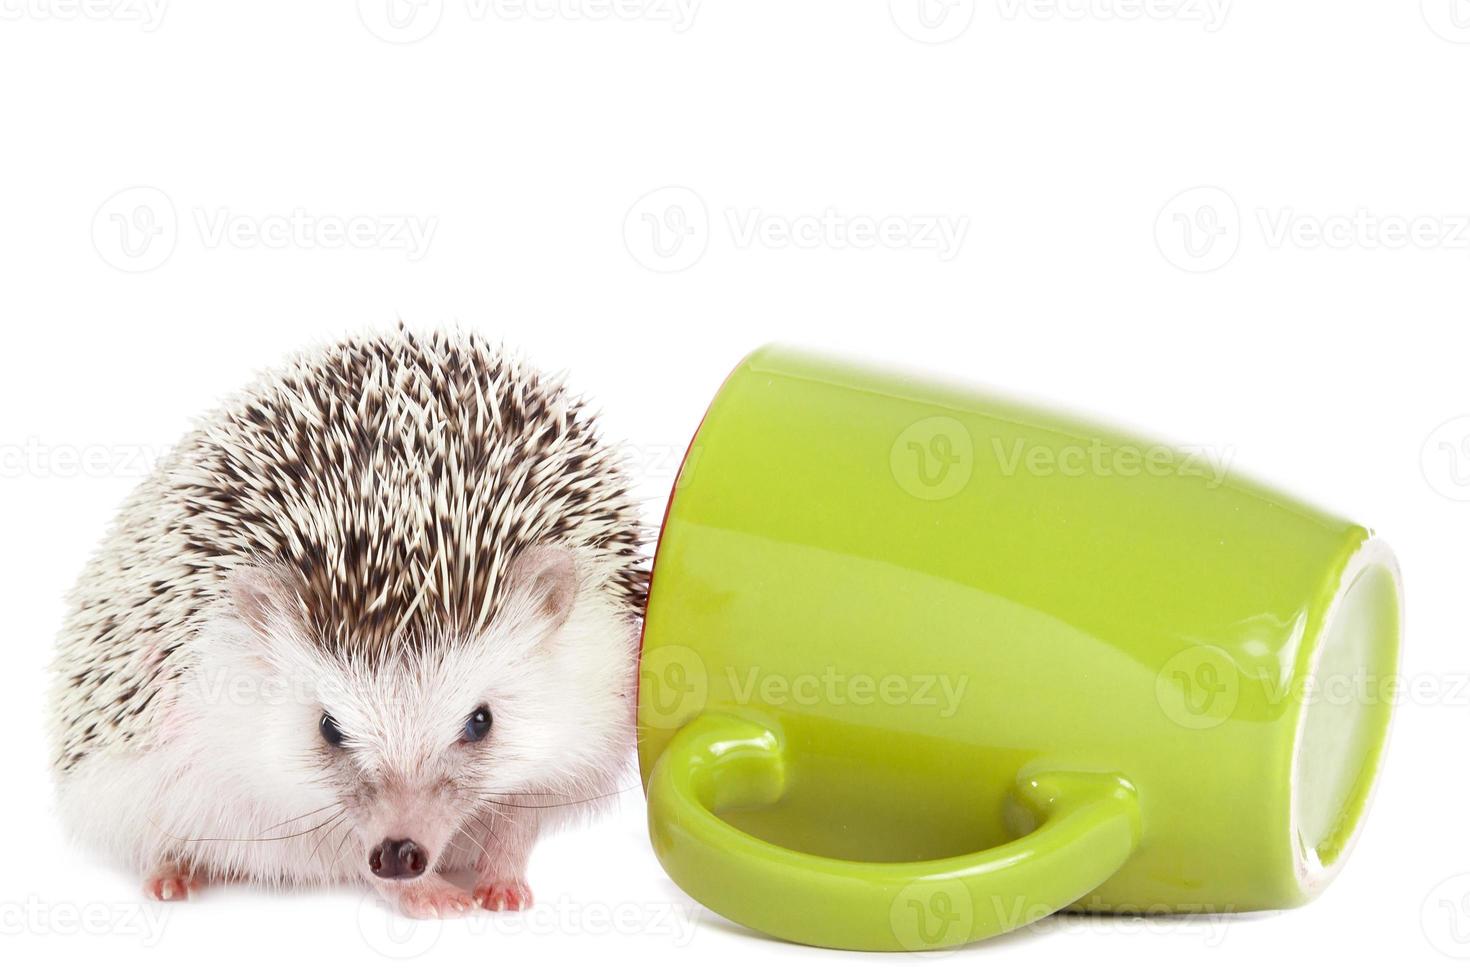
[1289,541,1401,895]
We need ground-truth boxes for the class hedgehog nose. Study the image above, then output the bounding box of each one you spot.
[369,838,427,880]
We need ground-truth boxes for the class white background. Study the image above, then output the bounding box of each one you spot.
[2,1,1469,974]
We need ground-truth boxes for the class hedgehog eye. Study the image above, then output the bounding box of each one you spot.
[319,712,345,748]
[462,705,492,743]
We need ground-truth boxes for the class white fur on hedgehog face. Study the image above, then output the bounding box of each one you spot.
[175,547,636,884]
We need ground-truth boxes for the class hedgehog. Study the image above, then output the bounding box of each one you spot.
[48,328,646,917]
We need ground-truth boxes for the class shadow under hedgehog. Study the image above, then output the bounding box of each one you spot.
[49,328,646,918]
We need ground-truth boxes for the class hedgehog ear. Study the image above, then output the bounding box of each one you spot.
[507,545,578,633]
[229,564,308,639]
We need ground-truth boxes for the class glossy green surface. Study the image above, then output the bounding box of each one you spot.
[638,347,1401,951]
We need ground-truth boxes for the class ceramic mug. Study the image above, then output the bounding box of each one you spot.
[637,346,1401,951]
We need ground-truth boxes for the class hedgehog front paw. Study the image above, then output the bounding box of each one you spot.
[143,861,200,902]
[389,876,477,919]
[474,878,533,912]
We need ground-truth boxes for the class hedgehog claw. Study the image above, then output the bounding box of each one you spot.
[474,879,532,912]
[144,862,199,902]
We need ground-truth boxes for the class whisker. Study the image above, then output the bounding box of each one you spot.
[149,807,347,845]
[459,819,497,866]
[261,802,344,832]
[328,821,357,874]
[491,785,637,798]
[304,813,348,867]
[467,811,506,849]
[477,786,634,810]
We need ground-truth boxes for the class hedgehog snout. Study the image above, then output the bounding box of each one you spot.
[369,838,428,879]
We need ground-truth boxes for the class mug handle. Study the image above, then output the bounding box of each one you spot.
[647,713,1142,951]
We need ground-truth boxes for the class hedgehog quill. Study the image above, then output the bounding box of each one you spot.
[49,330,646,917]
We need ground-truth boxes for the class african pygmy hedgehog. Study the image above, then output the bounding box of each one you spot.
[49,328,646,917]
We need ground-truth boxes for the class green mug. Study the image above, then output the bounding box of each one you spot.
[637,346,1401,951]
